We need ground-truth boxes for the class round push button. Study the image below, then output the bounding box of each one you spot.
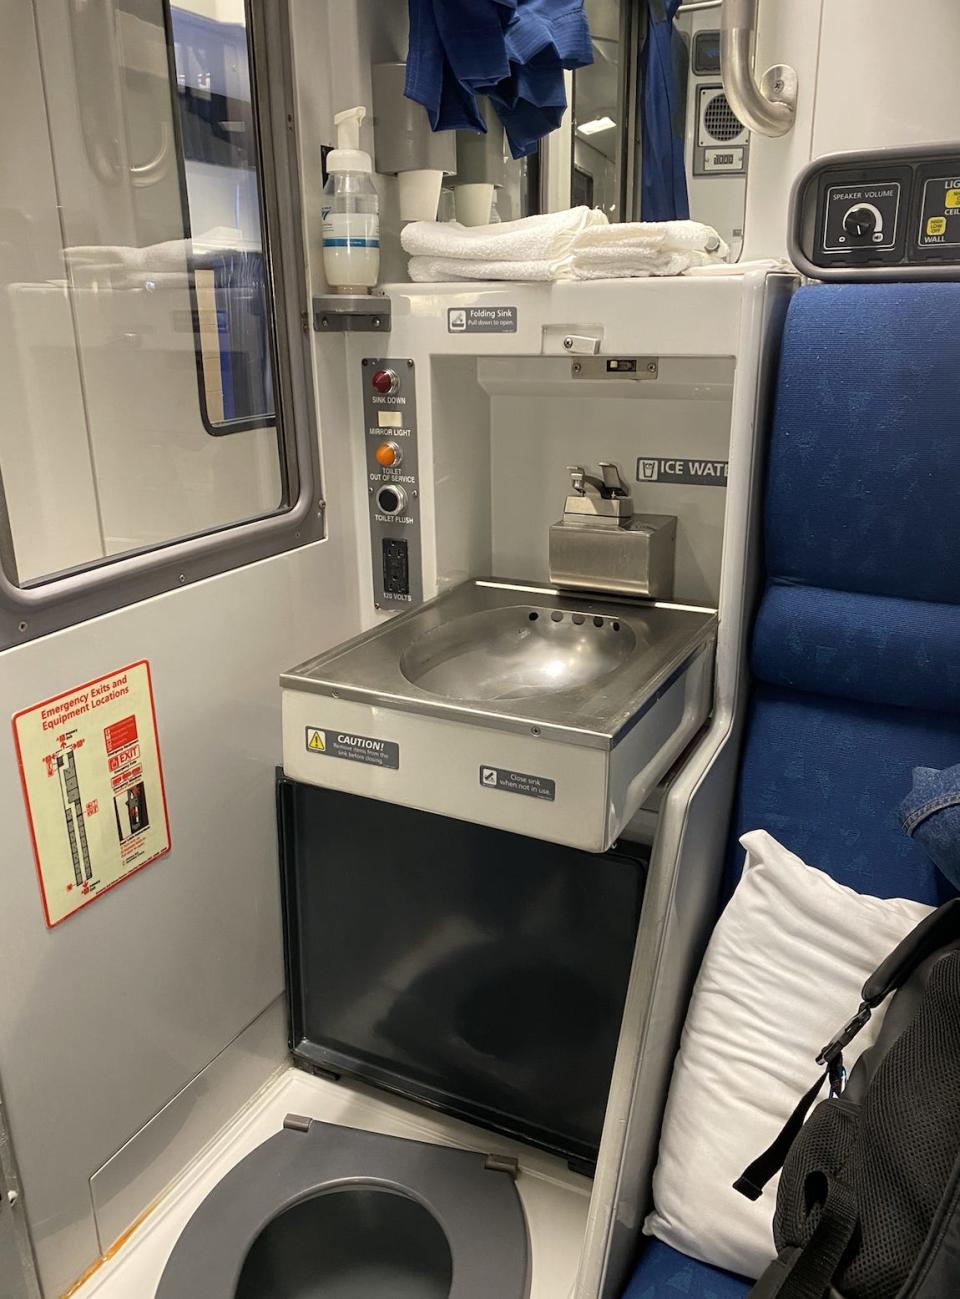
[374,441,402,468]
[376,484,407,515]
[371,368,399,395]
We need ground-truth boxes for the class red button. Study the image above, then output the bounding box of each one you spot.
[372,369,397,395]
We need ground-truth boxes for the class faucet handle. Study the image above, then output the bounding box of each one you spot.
[567,465,587,496]
[598,461,630,498]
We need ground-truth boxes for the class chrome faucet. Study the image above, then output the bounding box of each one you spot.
[563,461,633,527]
[550,460,677,598]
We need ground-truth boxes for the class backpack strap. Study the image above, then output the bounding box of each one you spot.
[735,900,960,1202]
[735,1073,831,1201]
[747,1174,859,1299]
[861,898,960,1006]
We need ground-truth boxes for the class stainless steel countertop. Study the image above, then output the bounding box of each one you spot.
[281,579,718,751]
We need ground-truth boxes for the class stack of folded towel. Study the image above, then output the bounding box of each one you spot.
[401,207,729,282]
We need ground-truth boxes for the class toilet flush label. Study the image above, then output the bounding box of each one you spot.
[305,727,400,769]
[13,662,170,928]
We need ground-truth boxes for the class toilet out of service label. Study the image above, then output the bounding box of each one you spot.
[305,727,399,769]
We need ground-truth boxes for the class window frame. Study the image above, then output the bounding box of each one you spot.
[164,0,280,437]
[0,0,322,648]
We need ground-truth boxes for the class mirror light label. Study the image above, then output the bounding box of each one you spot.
[637,457,728,487]
[13,661,171,928]
[479,765,555,801]
[306,727,399,769]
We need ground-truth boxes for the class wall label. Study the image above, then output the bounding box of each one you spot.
[479,765,555,801]
[306,726,399,769]
[13,661,171,928]
[448,306,517,334]
[637,457,728,487]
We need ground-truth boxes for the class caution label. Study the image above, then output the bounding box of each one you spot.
[479,765,556,801]
[305,727,399,769]
[13,661,170,928]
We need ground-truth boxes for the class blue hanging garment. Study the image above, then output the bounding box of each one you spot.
[405,0,593,159]
[639,0,690,221]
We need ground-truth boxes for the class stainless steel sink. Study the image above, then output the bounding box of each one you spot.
[399,604,638,702]
[283,579,717,750]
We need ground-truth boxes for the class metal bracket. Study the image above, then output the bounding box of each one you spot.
[484,1153,520,1179]
[571,357,658,380]
[313,295,392,332]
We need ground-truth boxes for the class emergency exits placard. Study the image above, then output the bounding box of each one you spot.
[13,662,170,927]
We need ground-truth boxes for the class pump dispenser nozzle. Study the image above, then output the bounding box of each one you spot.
[328,106,371,173]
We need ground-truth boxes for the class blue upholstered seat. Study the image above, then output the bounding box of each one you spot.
[624,283,960,1297]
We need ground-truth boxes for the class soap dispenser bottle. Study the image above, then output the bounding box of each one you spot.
[322,105,380,293]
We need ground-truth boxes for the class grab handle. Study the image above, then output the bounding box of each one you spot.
[720,0,797,138]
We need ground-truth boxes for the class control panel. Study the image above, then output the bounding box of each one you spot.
[361,357,422,609]
[790,145,960,280]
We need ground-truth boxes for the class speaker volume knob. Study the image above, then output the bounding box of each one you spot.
[843,205,877,238]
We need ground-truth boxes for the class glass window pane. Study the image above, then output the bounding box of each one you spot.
[0,0,285,585]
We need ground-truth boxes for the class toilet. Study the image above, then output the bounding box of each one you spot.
[155,1115,529,1299]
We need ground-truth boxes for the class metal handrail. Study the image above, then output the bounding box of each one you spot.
[720,0,797,137]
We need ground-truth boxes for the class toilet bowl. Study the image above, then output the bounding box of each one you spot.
[155,1114,530,1299]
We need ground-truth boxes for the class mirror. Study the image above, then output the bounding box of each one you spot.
[572,0,746,257]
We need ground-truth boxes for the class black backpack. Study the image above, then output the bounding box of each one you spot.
[735,898,960,1299]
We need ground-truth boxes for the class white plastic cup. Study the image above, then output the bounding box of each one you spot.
[398,169,444,223]
[454,182,495,227]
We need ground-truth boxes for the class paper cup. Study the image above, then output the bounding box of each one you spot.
[454,183,495,227]
[398,169,444,223]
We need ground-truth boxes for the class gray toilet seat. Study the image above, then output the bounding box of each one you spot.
[155,1116,530,1299]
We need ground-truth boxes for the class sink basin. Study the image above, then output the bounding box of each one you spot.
[284,579,716,748]
[281,579,718,852]
[399,605,639,702]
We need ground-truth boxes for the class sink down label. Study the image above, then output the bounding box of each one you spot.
[479,765,555,801]
[306,727,399,770]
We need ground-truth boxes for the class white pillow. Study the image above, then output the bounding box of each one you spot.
[644,829,933,1279]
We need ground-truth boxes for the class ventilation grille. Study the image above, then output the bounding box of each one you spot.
[703,92,743,142]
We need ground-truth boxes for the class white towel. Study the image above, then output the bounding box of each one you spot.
[401,206,608,262]
[404,212,729,282]
[407,240,729,283]
[571,218,725,255]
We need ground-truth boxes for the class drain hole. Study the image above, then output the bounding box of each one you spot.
[612,621,621,631]
[593,616,604,628]
[528,611,539,621]
[551,610,563,622]
[572,613,585,625]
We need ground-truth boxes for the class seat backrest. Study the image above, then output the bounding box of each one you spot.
[727,282,960,906]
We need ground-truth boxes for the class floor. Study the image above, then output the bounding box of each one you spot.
[71,1065,592,1299]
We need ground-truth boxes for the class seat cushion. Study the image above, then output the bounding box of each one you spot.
[765,282,960,605]
[624,1240,750,1299]
[725,685,960,903]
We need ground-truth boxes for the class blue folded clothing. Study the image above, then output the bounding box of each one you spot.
[405,0,593,158]
[899,764,960,892]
